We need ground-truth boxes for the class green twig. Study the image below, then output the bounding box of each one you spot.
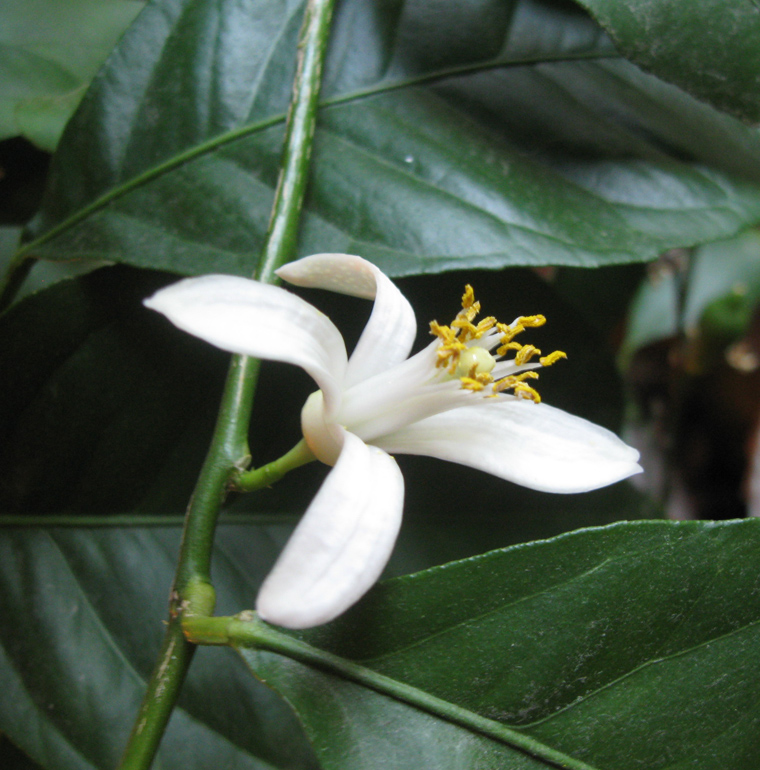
[184,614,601,770]
[117,0,336,767]
[117,618,192,769]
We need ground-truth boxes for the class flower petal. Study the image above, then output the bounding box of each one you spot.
[339,341,463,439]
[144,275,347,412]
[376,400,642,493]
[277,254,416,387]
[256,431,404,629]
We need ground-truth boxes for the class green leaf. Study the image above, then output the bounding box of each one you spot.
[18,0,760,279]
[0,0,144,151]
[0,735,44,770]
[0,510,696,770]
[573,0,760,123]
[0,226,95,307]
[238,649,571,770]
[0,266,229,514]
[0,523,320,770]
[237,519,760,770]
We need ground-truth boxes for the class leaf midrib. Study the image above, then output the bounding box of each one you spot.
[235,620,604,770]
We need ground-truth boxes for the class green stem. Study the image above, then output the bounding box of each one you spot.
[255,0,333,283]
[118,356,257,770]
[117,0,335,767]
[174,356,259,590]
[119,618,191,768]
[232,439,315,492]
[184,614,601,770]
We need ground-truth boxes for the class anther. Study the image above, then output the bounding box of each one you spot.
[539,350,567,367]
[515,344,541,365]
[460,377,486,392]
[514,384,541,403]
[516,315,546,328]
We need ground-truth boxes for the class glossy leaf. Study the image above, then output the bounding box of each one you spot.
[0,225,94,306]
[0,255,657,766]
[0,0,144,151]
[575,0,760,123]
[240,519,760,770]
[0,736,44,770]
[0,266,229,514]
[235,651,565,770]
[0,510,672,770]
[17,0,760,280]
[0,523,320,770]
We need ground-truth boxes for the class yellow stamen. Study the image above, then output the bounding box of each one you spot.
[461,285,476,309]
[514,344,541,366]
[452,318,479,337]
[516,315,547,329]
[460,377,486,392]
[513,384,541,403]
[492,370,540,393]
[496,340,523,356]
[539,350,567,367]
[431,287,564,400]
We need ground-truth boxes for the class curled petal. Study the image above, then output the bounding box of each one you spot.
[277,253,417,387]
[376,400,642,494]
[144,275,347,413]
[256,431,404,629]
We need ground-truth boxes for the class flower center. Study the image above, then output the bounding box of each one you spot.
[429,285,566,402]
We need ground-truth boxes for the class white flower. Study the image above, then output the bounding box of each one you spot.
[145,253,641,629]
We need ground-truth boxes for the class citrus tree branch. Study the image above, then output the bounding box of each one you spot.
[117,1,336,766]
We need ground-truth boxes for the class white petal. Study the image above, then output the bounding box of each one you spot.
[256,431,404,629]
[339,341,462,438]
[277,253,417,387]
[375,400,642,494]
[145,275,347,413]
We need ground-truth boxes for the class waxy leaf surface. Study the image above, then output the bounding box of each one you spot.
[0,524,320,770]
[17,0,760,280]
[4,519,753,770]
[0,0,144,150]
[575,0,760,123]
[240,520,760,770]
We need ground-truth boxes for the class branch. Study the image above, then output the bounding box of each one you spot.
[117,1,336,766]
